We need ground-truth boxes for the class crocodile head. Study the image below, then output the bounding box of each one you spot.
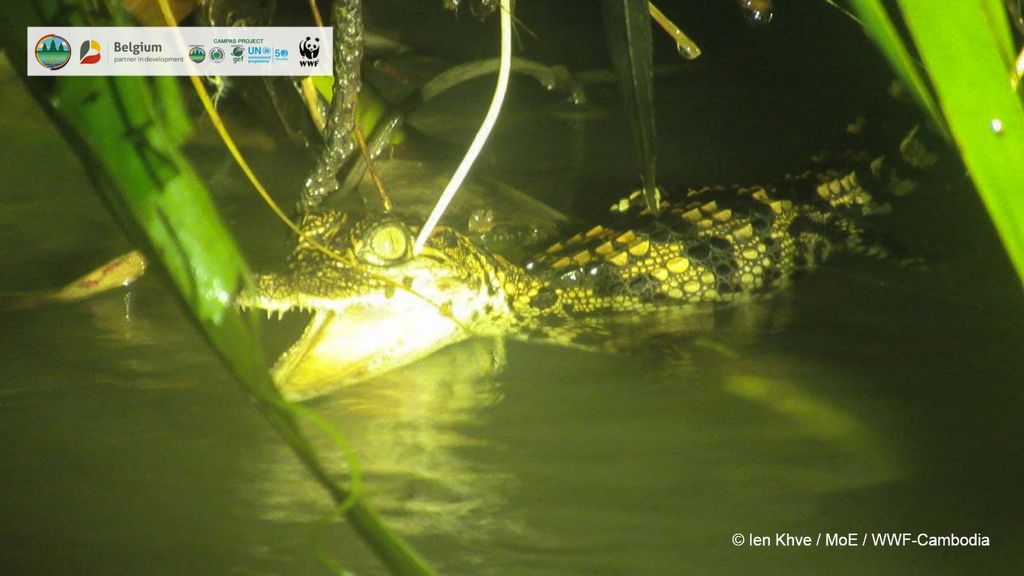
[238,211,518,399]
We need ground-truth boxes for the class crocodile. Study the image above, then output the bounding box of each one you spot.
[239,129,935,399]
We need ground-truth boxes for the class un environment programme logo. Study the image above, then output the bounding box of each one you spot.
[298,36,320,67]
[247,46,272,64]
[209,46,225,63]
[79,40,101,65]
[35,34,71,71]
[189,45,206,64]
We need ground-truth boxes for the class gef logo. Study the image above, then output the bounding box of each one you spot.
[298,36,319,67]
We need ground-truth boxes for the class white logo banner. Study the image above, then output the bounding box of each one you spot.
[27,27,332,76]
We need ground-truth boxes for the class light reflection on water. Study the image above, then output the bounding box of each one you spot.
[248,339,520,541]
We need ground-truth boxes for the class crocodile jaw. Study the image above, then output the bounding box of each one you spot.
[269,297,469,401]
[238,274,505,400]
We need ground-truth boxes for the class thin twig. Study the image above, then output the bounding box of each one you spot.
[648,2,701,59]
[354,125,393,212]
[307,0,325,26]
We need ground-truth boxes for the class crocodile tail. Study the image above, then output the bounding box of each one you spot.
[803,125,941,262]
[813,125,939,218]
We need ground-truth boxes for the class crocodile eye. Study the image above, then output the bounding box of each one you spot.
[357,220,412,266]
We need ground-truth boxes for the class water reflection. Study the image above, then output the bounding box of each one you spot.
[242,318,903,572]
[249,338,529,547]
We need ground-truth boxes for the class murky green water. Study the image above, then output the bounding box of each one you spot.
[2,3,1023,574]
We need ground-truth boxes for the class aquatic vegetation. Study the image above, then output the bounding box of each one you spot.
[844,0,1024,284]
[600,0,660,212]
[0,0,438,574]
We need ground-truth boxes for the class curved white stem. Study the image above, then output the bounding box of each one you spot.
[412,0,514,255]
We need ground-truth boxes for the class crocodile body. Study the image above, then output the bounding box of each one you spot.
[508,170,885,344]
[239,130,933,397]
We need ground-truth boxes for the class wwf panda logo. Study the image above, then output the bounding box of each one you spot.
[299,36,320,60]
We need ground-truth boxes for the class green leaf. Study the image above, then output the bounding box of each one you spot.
[893,0,1024,284]
[0,1,438,573]
[601,0,659,212]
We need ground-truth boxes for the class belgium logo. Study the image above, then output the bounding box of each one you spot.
[80,40,101,65]
[35,34,72,71]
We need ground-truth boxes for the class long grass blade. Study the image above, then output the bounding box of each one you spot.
[894,0,1024,283]
[0,1,438,573]
[601,0,659,212]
